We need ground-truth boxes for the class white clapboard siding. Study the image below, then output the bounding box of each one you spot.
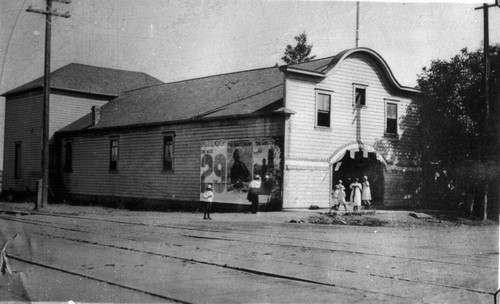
[49,91,109,136]
[61,117,284,202]
[283,53,414,208]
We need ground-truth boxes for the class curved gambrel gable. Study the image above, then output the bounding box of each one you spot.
[281,48,420,208]
[282,47,420,95]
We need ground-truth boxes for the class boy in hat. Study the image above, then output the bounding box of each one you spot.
[203,184,214,220]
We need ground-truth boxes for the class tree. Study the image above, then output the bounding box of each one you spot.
[282,32,316,64]
[399,46,500,218]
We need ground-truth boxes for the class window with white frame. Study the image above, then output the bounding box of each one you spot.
[316,92,331,128]
[386,102,398,135]
[353,84,367,106]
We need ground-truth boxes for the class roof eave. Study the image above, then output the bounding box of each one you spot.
[56,110,292,137]
[2,85,120,98]
[282,67,326,78]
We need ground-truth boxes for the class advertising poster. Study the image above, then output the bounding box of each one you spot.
[200,138,282,205]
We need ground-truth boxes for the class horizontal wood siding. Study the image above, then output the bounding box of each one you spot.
[283,53,415,208]
[283,168,330,208]
[286,53,413,161]
[61,117,284,203]
[49,92,109,138]
[3,91,111,192]
[3,92,43,191]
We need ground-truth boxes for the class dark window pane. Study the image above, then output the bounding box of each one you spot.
[317,112,330,127]
[355,88,366,105]
[109,139,118,171]
[163,135,174,171]
[14,142,21,179]
[387,118,397,134]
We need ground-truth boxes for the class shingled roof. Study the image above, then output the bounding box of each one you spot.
[59,65,287,132]
[58,48,417,133]
[2,63,163,97]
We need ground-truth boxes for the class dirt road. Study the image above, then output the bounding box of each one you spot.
[0,204,497,303]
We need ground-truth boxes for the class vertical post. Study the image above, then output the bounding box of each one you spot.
[355,1,360,48]
[483,4,490,136]
[482,3,489,220]
[40,0,52,210]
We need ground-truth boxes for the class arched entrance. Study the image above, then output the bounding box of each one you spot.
[329,144,387,206]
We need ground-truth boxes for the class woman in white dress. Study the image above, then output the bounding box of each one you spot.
[362,176,372,209]
[350,178,362,211]
[337,180,347,211]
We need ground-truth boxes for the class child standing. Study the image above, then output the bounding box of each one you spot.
[350,178,362,212]
[361,176,372,209]
[330,185,340,212]
[337,180,348,211]
[203,184,214,220]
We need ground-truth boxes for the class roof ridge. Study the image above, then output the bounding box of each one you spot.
[163,65,279,85]
[287,55,336,66]
[62,62,155,75]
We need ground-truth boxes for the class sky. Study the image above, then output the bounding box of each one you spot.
[0,0,499,169]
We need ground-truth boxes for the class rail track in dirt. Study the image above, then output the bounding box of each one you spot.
[0,211,496,303]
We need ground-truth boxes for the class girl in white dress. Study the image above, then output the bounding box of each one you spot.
[337,180,348,211]
[350,178,362,211]
[362,176,372,209]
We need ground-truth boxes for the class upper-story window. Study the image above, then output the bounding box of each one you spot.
[109,137,119,172]
[353,84,367,107]
[386,102,398,135]
[64,140,73,172]
[163,133,175,172]
[316,92,331,128]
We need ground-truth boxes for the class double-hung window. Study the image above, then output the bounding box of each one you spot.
[316,92,331,128]
[163,133,174,172]
[109,137,119,171]
[386,102,398,135]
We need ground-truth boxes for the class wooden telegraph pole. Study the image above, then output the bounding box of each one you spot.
[474,1,499,220]
[355,1,360,48]
[27,0,70,210]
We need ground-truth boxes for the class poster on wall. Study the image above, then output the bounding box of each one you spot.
[200,138,282,205]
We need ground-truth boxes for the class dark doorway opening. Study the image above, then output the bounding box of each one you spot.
[332,151,385,205]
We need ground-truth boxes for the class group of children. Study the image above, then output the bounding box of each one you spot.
[204,175,372,219]
[330,176,372,212]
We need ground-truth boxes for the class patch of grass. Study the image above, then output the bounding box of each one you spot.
[346,216,389,227]
[308,213,388,226]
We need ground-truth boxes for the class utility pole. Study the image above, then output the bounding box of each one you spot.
[474,1,499,220]
[27,0,70,210]
[355,1,360,48]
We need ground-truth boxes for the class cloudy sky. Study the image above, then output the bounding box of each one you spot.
[0,0,499,168]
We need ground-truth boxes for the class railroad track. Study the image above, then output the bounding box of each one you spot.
[0,212,496,303]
